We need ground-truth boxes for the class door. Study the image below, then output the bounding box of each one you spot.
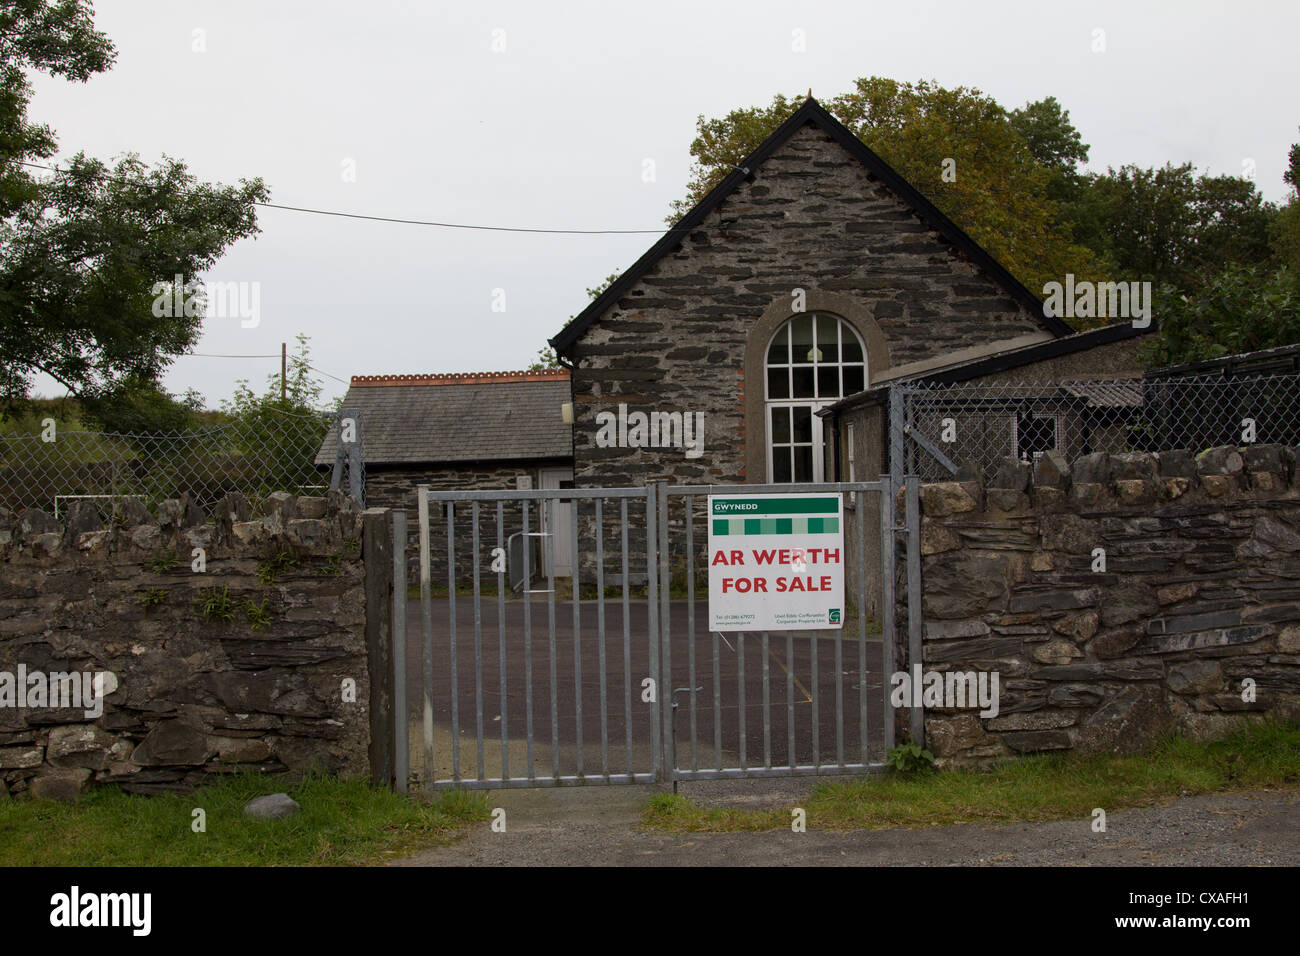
[538,467,574,578]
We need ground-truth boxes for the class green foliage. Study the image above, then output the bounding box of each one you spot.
[137,587,167,612]
[1141,264,1300,368]
[887,742,937,774]
[148,549,179,573]
[0,2,267,414]
[527,346,560,371]
[242,597,273,630]
[256,544,299,586]
[76,374,205,437]
[195,586,237,623]
[0,772,490,866]
[312,554,342,577]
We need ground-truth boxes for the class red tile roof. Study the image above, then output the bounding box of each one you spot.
[350,369,569,387]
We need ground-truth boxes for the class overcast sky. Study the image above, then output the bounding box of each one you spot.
[25,0,1300,407]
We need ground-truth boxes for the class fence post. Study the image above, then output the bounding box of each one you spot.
[363,507,395,788]
[905,474,924,749]
[392,510,408,793]
[343,407,363,506]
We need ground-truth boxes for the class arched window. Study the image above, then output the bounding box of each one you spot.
[764,312,867,482]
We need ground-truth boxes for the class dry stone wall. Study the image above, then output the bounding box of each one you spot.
[912,444,1300,766]
[0,491,388,799]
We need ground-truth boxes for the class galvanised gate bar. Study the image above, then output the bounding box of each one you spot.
[393,478,921,791]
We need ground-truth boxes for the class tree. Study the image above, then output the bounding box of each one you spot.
[1141,264,1300,367]
[1073,163,1274,295]
[1269,131,1300,272]
[669,80,1109,316]
[0,1,268,416]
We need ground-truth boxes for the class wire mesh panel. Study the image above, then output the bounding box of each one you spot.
[0,409,360,517]
[898,372,1300,484]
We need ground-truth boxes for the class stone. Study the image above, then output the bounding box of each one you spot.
[155,499,183,529]
[1053,610,1100,643]
[231,520,267,547]
[986,710,1077,731]
[923,618,989,641]
[46,724,118,771]
[1032,640,1083,665]
[1074,685,1173,754]
[1033,450,1070,489]
[921,553,1008,618]
[919,481,978,517]
[131,718,213,766]
[117,497,154,528]
[286,518,331,549]
[1110,452,1156,482]
[1156,582,1197,606]
[919,520,961,555]
[1279,626,1300,654]
[1157,449,1197,480]
[1100,582,1158,628]
[990,457,1031,491]
[1167,661,1223,695]
[1242,444,1284,476]
[20,508,59,538]
[0,745,45,768]
[64,501,103,538]
[926,714,987,757]
[1072,452,1109,486]
[1068,482,1105,509]
[296,496,328,519]
[1008,587,1099,613]
[1030,551,1053,572]
[263,492,298,522]
[1047,685,1104,707]
[212,737,273,763]
[1200,475,1231,497]
[1195,446,1244,477]
[1163,477,1191,499]
[75,530,110,552]
[242,793,301,819]
[131,524,161,551]
[179,494,207,528]
[1091,625,1144,659]
[28,767,92,801]
[985,489,1030,512]
[1115,479,1155,506]
[1040,514,1097,554]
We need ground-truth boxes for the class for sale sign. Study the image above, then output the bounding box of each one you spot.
[707,493,844,631]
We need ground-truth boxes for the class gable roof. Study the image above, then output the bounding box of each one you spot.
[551,97,1072,355]
[315,370,572,466]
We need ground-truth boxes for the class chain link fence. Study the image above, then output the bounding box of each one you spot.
[896,371,1300,484]
[0,409,362,519]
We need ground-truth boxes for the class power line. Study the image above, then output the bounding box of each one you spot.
[17,159,683,236]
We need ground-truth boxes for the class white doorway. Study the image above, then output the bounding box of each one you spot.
[538,467,574,578]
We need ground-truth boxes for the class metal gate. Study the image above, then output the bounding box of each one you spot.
[394,477,919,791]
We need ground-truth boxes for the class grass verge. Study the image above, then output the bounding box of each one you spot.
[642,719,1300,833]
[0,772,490,866]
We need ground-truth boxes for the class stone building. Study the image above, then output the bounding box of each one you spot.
[549,96,1146,610]
[317,370,573,581]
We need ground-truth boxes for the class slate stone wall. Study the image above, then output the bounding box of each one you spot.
[911,445,1300,766]
[565,120,1047,489]
[0,491,388,799]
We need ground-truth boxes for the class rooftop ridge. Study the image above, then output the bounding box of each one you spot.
[350,369,570,387]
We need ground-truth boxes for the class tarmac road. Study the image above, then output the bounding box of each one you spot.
[390,782,1300,867]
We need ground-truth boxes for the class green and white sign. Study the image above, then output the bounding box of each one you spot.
[707,492,844,631]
